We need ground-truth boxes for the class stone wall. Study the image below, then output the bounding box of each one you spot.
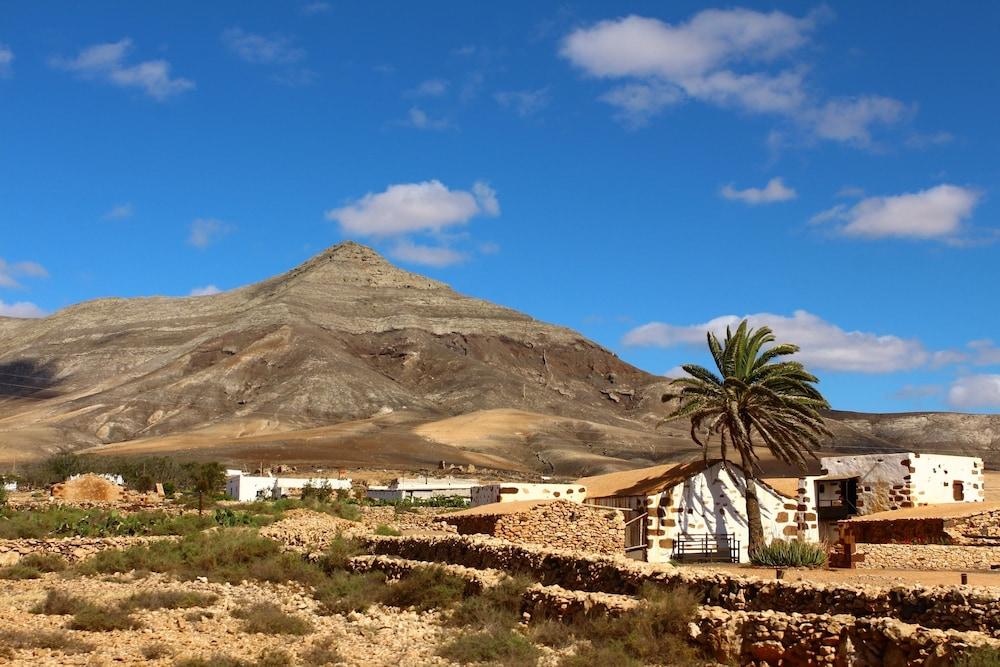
[0,535,175,565]
[446,500,625,556]
[948,508,1000,545]
[366,534,1000,636]
[857,543,1000,571]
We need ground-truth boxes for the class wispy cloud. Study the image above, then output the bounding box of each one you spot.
[560,9,908,146]
[300,2,331,15]
[188,218,233,249]
[0,43,13,78]
[0,300,45,318]
[0,259,48,289]
[189,285,222,296]
[811,184,981,241]
[403,107,450,130]
[222,28,305,65]
[389,241,467,267]
[103,203,134,221]
[721,177,796,204]
[407,78,449,97]
[51,39,194,100]
[494,87,551,117]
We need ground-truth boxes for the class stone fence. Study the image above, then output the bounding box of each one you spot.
[857,544,1000,571]
[365,534,1000,636]
[444,500,625,555]
[0,535,175,565]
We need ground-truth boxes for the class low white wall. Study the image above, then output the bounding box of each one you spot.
[471,483,587,507]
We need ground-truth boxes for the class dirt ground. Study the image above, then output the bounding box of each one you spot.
[694,563,1000,589]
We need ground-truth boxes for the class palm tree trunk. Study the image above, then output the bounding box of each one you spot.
[739,448,765,553]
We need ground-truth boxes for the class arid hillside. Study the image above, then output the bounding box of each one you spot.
[0,242,996,474]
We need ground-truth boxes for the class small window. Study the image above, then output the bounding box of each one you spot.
[953,481,965,502]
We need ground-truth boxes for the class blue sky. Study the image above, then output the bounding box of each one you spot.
[2,2,999,413]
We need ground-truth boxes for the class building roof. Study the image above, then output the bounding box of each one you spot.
[761,477,801,499]
[577,460,715,498]
[445,499,556,518]
[845,501,1000,522]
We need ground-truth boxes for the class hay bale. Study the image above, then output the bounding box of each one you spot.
[51,474,123,502]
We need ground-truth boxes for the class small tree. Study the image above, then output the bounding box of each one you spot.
[185,462,226,515]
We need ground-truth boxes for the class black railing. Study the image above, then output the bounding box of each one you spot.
[671,533,740,563]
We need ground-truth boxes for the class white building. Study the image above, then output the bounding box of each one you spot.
[470,482,587,507]
[798,452,985,542]
[2,480,16,492]
[366,476,479,502]
[579,460,799,563]
[225,471,352,502]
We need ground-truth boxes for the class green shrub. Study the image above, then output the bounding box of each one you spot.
[232,602,313,635]
[527,618,575,648]
[383,566,468,611]
[174,649,292,667]
[68,603,142,631]
[0,506,220,539]
[438,628,540,666]
[374,524,401,536]
[0,629,94,654]
[559,643,639,667]
[121,589,218,610]
[20,552,68,572]
[0,564,41,579]
[32,589,92,615]
[749,540,828,568]
[448,575,532,629]
[316,536,364,572]
[956,647,1000,667]
[314,570,387,615]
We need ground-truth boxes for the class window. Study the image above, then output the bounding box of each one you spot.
[953,481,965,502]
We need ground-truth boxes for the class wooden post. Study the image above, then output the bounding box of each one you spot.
[961,573,969,585]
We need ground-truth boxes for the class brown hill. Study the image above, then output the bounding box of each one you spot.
[0,242,996,474]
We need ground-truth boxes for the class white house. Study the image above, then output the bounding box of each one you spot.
[225,471,352,502]
[579,460,799,563]
[366,476,479,502]
[470,482,587,507]
[798,452,985,542]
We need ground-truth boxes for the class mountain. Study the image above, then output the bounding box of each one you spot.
[0,242,997,475]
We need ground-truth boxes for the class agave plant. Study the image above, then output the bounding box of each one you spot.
[663,319,831,551]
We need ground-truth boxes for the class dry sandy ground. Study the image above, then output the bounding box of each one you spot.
[697,564,1000,589]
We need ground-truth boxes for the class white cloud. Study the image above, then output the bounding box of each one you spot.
[103,203,134,220]
[189,285,222,296]
[891,383,943,401]
[188,218,232,249]
[0,300,45,318]
[812,184,981,240]
[0,43,13,77]
[623,310,927,373]
[51,39,194,100]
[494,87,551,117]
[560,10,906,144]
[326,180,499,237]
[222,28,305,65]
[389,241,467,267]
[948,375,1000,409]
[836,186,865,199]
[408,78,448,97]
[721,177,796,204]
[806,96,907,146]
[664,365,690,378]
[0,259,48,288]
[905,131,954,149]
[301,2,331,15]
[404,107,450,130]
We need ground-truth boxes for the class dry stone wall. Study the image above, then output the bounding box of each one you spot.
[858,544,1000,571]
[366,534,1000,636]
[0,535,174,565]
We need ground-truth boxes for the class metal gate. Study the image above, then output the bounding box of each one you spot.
[623,510,648,560]
[671,533,740,563]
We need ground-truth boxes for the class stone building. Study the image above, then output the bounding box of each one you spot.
[578,460,799,563]
[798,453,985,542]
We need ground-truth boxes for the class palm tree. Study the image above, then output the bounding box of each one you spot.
[663,320,831,552]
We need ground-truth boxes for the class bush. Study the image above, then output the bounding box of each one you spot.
[374,524,401,536]
[121,589,217,611]
[314,570,387,615]
[448,575,532,629]
[175,650,292,667]
[749,540,828,568]
[32,589,92,615]
[316,536,364,572]
[956,647,1000,667]
[68,603,142,631]
[0,629,94,654]
[232,602,313,635]
[0,506,221,539]
[78,529,326,587]
[559,643,639,667]
[301,637,345,665]
[527,618,575,649]
[0,564,41,579]
[20,552,68,572]
[438,628,540,666]
[142,642,173,660]
[383,566,468,611]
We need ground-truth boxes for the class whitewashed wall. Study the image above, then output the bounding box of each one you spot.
[471,483,587,507]
[911,454,985,505]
